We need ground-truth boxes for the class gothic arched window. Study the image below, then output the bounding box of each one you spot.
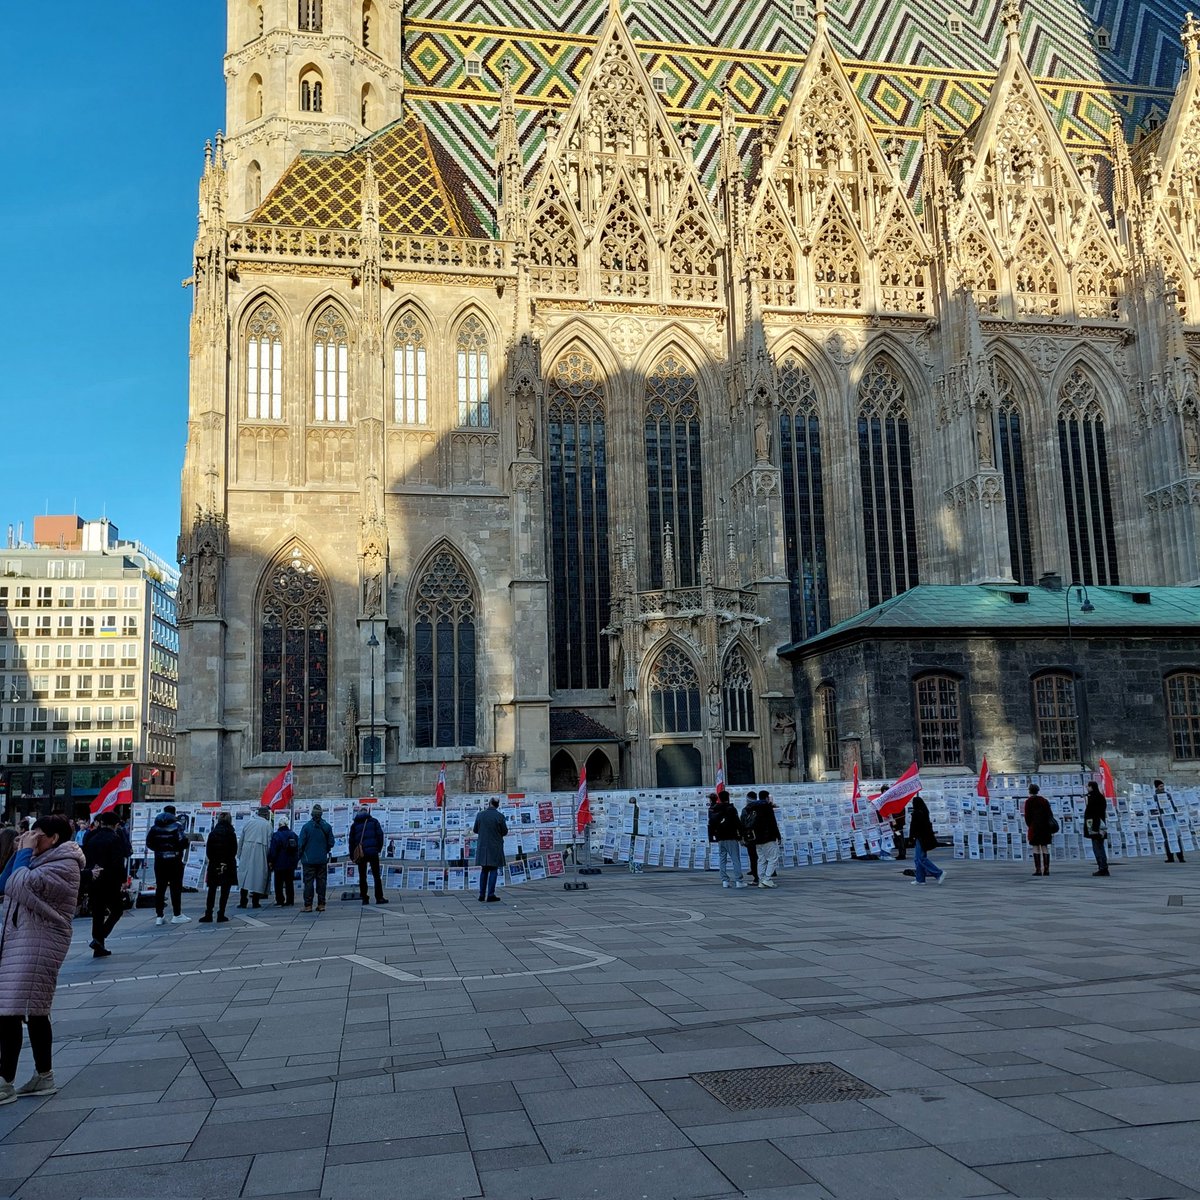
[778,357,829,639]
[669,212,718,302]
[260,547,329,752]
[300,68,323,113]
[528,197,579,293]
[412,550,476,748]
[959,226,1000,315]
[812,204,861,308]
[246,302,282,420]
[645,353,703,588]
[455,315,491,428]
[996,366,1034,585]
[313,306,348,422]
[1057,367,1119,585]
[547,350,610,690]
[246,160,262,212]
[362,0,374,48]
[1014,230,1060,317]
[598,181,650,297]
[649,645,701,734]
[298,0,322,32]
[249,74,264,120]
[857,358,919,606]
[1074,238,1120,321]
[392,311,428,425]
[1166,671,1200,761]
[722,646,755,733]
[915,673,963,766]
[1034,671,1079,764]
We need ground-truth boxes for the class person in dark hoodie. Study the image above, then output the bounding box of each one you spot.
[348,805,388,905]
[739,791,761,885]
[199,812,238,923]
[908,794,946,885]
[742,790,783,888]
[707,791,746,888]
[82,811,129,957]
[268,816,299,907]
[144,805,190,925]
[1084,780,1110,877]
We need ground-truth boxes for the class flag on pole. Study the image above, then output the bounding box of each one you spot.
[262,761,294,811]
[872,762,922,820]
[714,760,726,795]
[90,764,132,815]
[976,756,991,803]
[849,762,861,828]
[434,762,447,809]
[575,766,591,834]
[1098,758,1116,802]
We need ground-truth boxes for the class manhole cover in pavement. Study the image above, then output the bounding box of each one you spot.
[692,1063,885,1109]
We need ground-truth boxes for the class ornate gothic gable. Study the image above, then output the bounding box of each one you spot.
[523,0,721,299]
[748,10,929,314]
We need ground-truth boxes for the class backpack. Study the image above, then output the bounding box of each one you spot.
[741,806,758,844]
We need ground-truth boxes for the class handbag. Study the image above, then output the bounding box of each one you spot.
[1048,817,1060,835]
[351,843,364,863]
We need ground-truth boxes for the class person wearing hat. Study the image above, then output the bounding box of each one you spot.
[267,816,300,907]
[297,804,335,912]
[348,805,388,905]
[237,805,273,909]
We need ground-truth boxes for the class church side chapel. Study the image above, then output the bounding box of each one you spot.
[177,0,1200,802]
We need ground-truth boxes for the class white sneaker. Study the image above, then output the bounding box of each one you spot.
[0,1083,16,1107]
[760,879,777,888]
[155,916,165,926]
[721,880,730,888]
[170,914,191,924]
[911,880,923,885]
[936,870,948,885]
[15,1071,56,1097]
[734,881,747,889]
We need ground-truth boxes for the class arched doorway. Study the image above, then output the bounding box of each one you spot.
[550,750,578,791]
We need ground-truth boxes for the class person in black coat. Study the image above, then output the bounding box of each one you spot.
[349,807,388,905]
[473,799,508,902]
[145,805,190,923]
[707,792,746,888]
[743,790,783,888]
[267,817,300,907]
[1024,783,1056,877]
[739,791,761,884]
[82,812,128,957]
[199,813,238,923]
[908,794,945,885]
[1083,781,1110,877]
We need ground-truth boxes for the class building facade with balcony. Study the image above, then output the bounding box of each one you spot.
[0,516,179,817]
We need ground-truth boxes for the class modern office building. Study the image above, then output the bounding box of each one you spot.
[0,516,179,817]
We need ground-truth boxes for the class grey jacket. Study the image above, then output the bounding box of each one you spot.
[472,806,508,868]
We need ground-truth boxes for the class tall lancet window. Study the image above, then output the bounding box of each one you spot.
[312,307,348,422]
[455,315,491,428]
[1057,367,1119,585]
[857,358,919,607]
[722,646,755,733]
[246,303,282,420]
[996,367,1035,585]
[547,350,610,691]
[412,549,477,748]
[778,357,829,640]
[645,353,703,588]
[298,0,322,31]
[260,547,329,752]
[392,310,428,425]
[649,645,701,734]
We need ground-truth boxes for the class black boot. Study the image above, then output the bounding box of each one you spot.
[238,890,248,908]
[251,895,261,908]
[199,911,213,923]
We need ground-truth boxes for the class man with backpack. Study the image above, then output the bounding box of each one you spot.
[145,804,190,926]
[268,816,300,906]
[742,790,783,888]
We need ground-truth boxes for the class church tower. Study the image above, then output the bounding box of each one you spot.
[222,0,404,218]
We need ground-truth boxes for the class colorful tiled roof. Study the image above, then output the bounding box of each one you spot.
[783,584,1200,653]
[254,111,487,236]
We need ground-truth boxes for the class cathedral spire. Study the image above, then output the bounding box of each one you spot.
[497,58,526,242]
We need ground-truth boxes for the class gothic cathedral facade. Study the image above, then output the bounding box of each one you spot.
[177,0,1200,802]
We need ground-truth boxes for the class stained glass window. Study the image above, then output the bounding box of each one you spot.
[722,647,755,733]
[996,367,1035,585]
[1057,367,1119,586]
[915,674,962,766]
[645,354,703,588]
[413,549,476,748]
[649,645,701,734]
[857,358,919,607]
[260,547,329,752]
[778,357,829,639]
[547,350,610,690]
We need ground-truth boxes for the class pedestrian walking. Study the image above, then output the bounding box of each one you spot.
[473,798,507,902]
[199,812,238,923]
[268,817,299,907]
[298,804,334,912]
[82,811,128,956]
[908,794,946,884]
[707,791,746,888]
[740,791,760,884]
[1084,781,1110,877]
[1152,779,1186,863]
[743,790,783,887]
[0,816,85,1104]
[145,804,190,925]
[237,805,272,908]
[1024,783,1057,877]
[890,810,908,860]
[349,806,388,904]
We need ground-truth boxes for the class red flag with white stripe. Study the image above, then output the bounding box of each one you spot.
[435,762,447,808]
[90,764,132,815]
[714,760,725,796]
[1098,758,1117,803]
[575,766,591,834]
[262,761,294,811]
[872,763,922,820]
[976,756,991,803]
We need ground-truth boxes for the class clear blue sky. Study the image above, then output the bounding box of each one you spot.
[0,6,227,564]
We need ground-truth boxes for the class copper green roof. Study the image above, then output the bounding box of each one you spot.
[782,584,1200,655]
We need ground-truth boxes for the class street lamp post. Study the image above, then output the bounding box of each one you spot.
[1065,583,1095,768]
[367,627,380,798]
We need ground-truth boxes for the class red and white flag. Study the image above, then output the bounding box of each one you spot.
[850,762,861,828]
[575,766,592,834]
[91,764,132,815]
[976,756,991,803]
[872,762,922,820]
[434,762,447,809]
[262,761,294,811]
[1098,758,1117,803]
[714,760,726,796]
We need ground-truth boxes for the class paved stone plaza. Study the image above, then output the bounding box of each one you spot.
[4,858,1200,1199]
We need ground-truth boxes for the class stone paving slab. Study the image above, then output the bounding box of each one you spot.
[4,858,1200,1197]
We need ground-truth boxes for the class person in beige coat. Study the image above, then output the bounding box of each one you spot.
[237,806,273,909]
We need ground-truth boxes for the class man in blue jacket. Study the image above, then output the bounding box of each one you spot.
[348,805,388,905]
[297,804,335,913]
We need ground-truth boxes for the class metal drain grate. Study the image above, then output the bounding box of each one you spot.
[692,1062,884,1109]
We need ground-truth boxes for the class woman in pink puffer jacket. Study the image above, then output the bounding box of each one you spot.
[0,815,84,1104]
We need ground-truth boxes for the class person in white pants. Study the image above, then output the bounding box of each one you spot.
[742,790,783,888]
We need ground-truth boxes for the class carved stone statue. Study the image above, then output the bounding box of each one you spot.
[197,554,219,615]
[1185,413,1200,471]
[708,690,723,731]
[516,397,536,455]
[625,694,639,739]
[976,405,995,468]
[342,694,359,775]
[754,412,772,462]
[176,558,194,624]
[363,572,383,617]
[774,711,798,768]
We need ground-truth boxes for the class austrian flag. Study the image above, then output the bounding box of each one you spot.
[872,762,922,820]
[262,761,294,811]
[90,764,132,815]
[575,766,592,834]
[435,762,447,809]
